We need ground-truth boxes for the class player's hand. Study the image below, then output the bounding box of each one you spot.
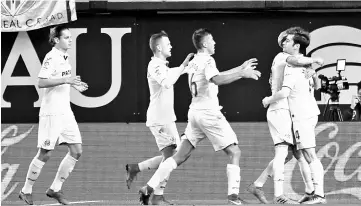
[72,81,88,92]
[262,96,271,108]
[239,58,261,80]
[313,57,324,66]
[241,58,258,70]
[181,53,195,67]
[65,76,82,86]
[304,69,316,79]
[351,95,360,109]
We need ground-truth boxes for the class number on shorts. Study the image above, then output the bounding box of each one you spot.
[295,130,300,140]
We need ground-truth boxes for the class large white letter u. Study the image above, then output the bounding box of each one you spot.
[69,28,131,108]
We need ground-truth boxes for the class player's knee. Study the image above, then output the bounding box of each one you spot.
[292,149,302,160]
[233,147,241,158]
[161,145,176,159]
[172,150,191,166]
[302,148,317,163]
[69,149,82,160]
[174,153,188,165]
[225,144,241,158]
[37,148,52,162]
[73,151,82,160]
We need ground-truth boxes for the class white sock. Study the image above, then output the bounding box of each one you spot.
[254,160,273,188]
[139,155,163,171]
[273,160,285,197]
[309,159,324,197]
[297,157,314,194]
[227,164,241,196]
[153,171,170,195]
[147,157,177,189]
[273,146,288,197]
[50,153,77,192]
[22,157,45,194]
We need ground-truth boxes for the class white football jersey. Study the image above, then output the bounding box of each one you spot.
[282,66,320,121]
[38,47,73,116]
[146,57,176,126]
[268,52,290,111]
[186,53,221,110]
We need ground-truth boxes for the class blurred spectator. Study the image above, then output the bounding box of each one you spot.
[343,81,361,121]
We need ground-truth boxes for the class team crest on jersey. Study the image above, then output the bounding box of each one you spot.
[43,139,50,146]
[42,57,51,69]
[43,62,49,69]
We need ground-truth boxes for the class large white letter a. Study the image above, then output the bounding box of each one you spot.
[1,32,43,108]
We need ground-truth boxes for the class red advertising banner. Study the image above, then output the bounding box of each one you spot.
[2,122,360,203]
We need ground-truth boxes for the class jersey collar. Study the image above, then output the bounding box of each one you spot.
[52,47,69,60]
[151,56,169,66]
[196,52,211,57]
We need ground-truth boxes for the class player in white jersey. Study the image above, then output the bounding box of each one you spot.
[263,28,326,205]
[138,28,261,205]
[247,28,323,204]
[126,31,193,205]
[19,25,88,205]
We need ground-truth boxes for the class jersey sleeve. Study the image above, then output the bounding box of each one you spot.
[38,55,55,79]
[282,66,297,89]
[204,57,220,81]
[148,63,168,85]
[272,52,290,68]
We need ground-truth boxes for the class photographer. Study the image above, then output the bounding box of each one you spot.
[344,81,361,121]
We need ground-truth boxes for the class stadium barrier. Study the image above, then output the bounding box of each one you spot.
[2,122,360,202]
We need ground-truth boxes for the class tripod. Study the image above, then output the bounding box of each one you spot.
[323,97,344,121]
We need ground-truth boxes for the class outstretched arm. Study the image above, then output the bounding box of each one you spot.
[286,56,324,68]
[211,58,260,85]
[155,53,194,89]
[161,65,185,89]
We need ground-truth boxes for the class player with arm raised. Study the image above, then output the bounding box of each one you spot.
[248,27,324,204]
[263,28,326,205]
[125,31,193,205]
[138,28,261,205]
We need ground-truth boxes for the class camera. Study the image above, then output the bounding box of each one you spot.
[318,59,349,101]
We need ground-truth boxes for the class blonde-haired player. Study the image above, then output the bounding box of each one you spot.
[126,31,193,205]
[19,25,88,205]
[138,28,261,205]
